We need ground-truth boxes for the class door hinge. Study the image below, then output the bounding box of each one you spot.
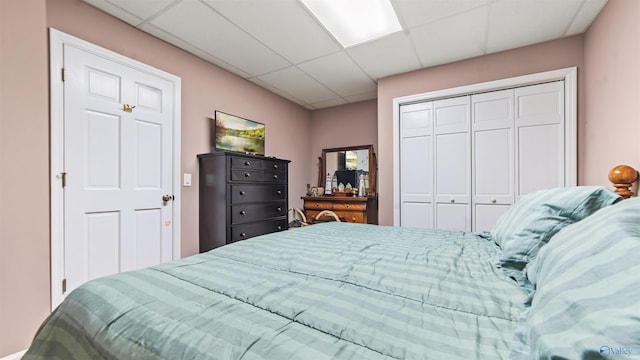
[61,172,67,188]
[61,67,65,82]
[62,278,67,294]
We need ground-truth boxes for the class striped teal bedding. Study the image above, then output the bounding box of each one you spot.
[509,197,640,359]
[25,223,527,359]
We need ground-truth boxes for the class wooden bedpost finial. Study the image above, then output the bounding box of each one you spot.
[608,165,639,199]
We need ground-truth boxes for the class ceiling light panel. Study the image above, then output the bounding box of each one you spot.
[301,0,402,48]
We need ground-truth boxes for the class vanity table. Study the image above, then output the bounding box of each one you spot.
[305,144,378,224]
[302,195,378,224]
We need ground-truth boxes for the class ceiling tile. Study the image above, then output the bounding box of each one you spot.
[202,0,341,64]
[82,0,145,26]
[140,23,251,78]
[345,90,378,103]
[410,7,487,68]
[486,0,583,53]
[298,52,377,97]
[393,0,490,29]
[310,98,349,109]
[347,31,421,80]
[149,0,290,76]
[257,67,337,104]
[567,0,608,35]
[249,77,310,106]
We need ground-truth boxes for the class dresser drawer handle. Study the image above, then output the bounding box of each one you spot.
[277,225,282,230]
[244,172,251,178]
[240,232,247,238]
[276,190,282,195]
[273,174,278,180]
[273,164,279,169]
[244,161,251,166]
[240,210,246,215]
[276,207,282,212]
[239,190,246,196]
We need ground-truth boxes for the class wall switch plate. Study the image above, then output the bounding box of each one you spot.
[183,173,192,187]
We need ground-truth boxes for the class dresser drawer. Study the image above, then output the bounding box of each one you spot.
[264,160,286,172]
[230,157,263,170]
[334,211,365,224]
[231,169,263,182]
[304,200,333,210]
[231,184,287,203]
[332,202,366,211]
[260,170,286,183]
[231,219,287,242]
[231,202,286,224]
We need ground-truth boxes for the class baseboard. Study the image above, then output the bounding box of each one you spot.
[0,350,26,360]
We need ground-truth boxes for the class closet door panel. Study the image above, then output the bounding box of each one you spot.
[515,81,564,199]
[436,203,470,232]
[518,124,562,195]
[402,202,433,229]
[474,204,510,232]
[400,102,434,227]
[434,96,470,231]
[401,136,433,202]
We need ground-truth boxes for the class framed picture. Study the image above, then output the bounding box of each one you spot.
[213,111,265,155]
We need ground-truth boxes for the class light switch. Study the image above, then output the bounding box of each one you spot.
[183,173,192,187]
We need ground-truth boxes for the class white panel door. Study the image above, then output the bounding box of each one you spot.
[64,44,174,295]
[471,89,514,232]
[400,102,434,228]
[434,96,471,231]
[515,81,565,199]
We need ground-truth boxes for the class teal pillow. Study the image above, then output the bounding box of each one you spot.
[510,197,640,359]
[491,186,620,281]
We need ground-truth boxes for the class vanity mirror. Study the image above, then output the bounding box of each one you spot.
[320,145,376,196]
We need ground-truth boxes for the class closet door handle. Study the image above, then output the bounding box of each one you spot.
[491,198,497,204]
[450,198,455,203]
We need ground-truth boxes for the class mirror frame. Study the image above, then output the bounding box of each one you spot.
[320,144,376,196]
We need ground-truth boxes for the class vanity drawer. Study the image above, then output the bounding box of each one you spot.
[231,202,286,224]
[304,200,333,210]
[332,202,366,211]
[231,184,287,203]
[334,211,365,224]
[231,219,287,242]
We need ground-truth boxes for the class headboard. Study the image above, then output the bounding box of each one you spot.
[608,164,639,198]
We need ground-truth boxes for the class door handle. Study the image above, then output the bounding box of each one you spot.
[162,194,174,202]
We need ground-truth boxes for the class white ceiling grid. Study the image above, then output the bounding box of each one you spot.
[83,0,607,109]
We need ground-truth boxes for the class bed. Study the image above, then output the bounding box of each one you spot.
[25,181,640,359]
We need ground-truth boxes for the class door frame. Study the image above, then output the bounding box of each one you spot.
[392,67,577,226]
[49,28,182,309]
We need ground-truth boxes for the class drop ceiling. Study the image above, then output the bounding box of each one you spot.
[83,0,607,110]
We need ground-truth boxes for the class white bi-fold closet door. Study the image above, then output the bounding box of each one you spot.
[400,80,565,232]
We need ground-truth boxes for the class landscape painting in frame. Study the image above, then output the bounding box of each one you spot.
[214,111,265,155]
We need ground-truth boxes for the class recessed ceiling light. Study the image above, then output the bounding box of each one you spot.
[301,0,402,48]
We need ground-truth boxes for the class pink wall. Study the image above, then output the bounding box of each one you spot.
[0,0,51,356]
[1,0,638,356]
[583,0,640,191]
[1,0,312,356]
[376,36,586,225]
[309,100,378,189]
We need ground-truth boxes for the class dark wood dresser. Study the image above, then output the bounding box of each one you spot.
[198,152,290,252]
[302,196,378,224]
